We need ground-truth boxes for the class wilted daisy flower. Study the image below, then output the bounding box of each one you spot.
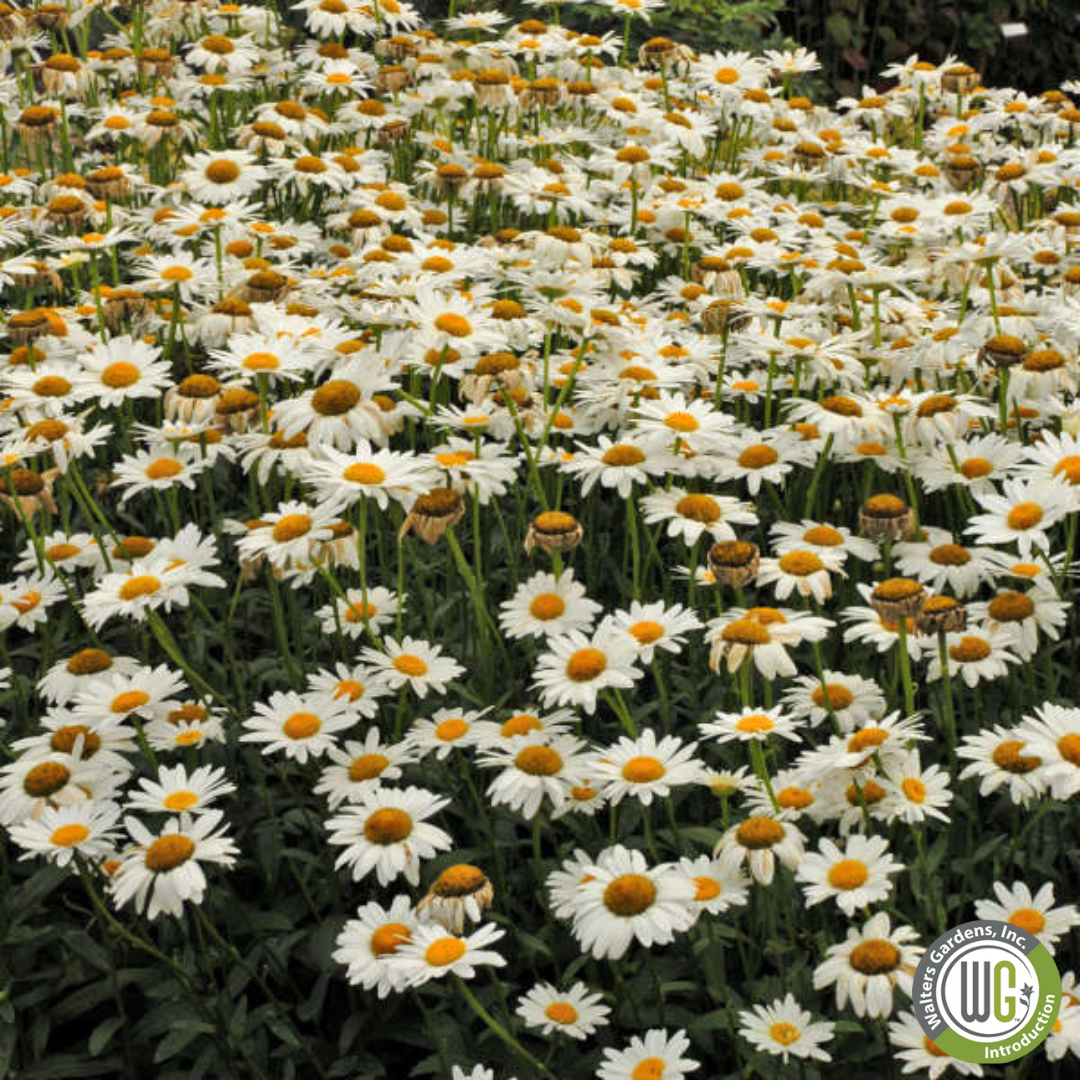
[326,786,452,886]
[125,764,236,815]
[596,1028,699,1080]
[714,815,806,886]
[516,981,611,1040]
[796,835,903,915]
[499,570,602,640]
[592,730,703,806]
[813,911,922,1019]
[333,895,419,998]
[389,921,506,987]
[975,880,1080,954]
[738,994,835,1065]
[9,801,122,867]
[240,691,356,763]
[360,636,465,698]
[110,811,238,920]
[567,845,696,960]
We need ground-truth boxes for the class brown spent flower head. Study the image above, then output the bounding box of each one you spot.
[978,334,1027,369]
[870,577,927,622]
[701,298,750,335]
[858,493,914,542]
[525,510,584,555]
[707,540,760,588]
[915,594,968,635]
[414,863,494,933]
[399,488,465,545]
[941,64,980,95]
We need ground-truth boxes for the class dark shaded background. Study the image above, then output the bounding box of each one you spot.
[412,0,1080,97]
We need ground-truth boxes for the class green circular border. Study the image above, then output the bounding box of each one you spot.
[917,926,1061,1065]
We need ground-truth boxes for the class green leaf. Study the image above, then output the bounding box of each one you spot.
[825,13,851,46]
[89,1017,125,1057]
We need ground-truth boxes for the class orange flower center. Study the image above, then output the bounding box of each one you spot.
[603,873,657,916]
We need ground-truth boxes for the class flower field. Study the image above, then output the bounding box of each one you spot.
[3,3,1080,1078]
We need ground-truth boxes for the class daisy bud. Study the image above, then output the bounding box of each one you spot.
[915,595,968,635]
[941,63,980,94]
[415,863,494,934]
[858,493,915,542]
[399,488,465,545]
[707,539,760,588]
[978,333,1026,369]
[869,578,926,622]
[525,510,584,556]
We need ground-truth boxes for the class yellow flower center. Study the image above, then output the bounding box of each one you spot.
[1006,502,1043,530]
[544,1002,579,1025]
[501,714,541,737]
[675,493,720,522]
[242,351,281,371]
[777,786,814,810]
[631,1060,665,1080]
[663,411,699,432]
[1009,908,1046,935]
[50,823,91,846]
[721,618,771,645]
[111,690,151,714]
[393,654,428,677]
[735,713,774,734]
[144,834,196,872]
[146,458,183,480]
[363,807,413,844]
[1057,734,1080,766]
[272,513,312,542]
[811,684,854,711]
[163,790,200,811]
[849,939,900,974]
[348,753,389,781]
[434,717,468,741]
[205,159,241,184]
[424,937,467,966]
[693,876,721,901]
[930,543,970,566]
[32,375,72,397]
[737,444,779,468]
[603,873,657,916]
[992,740,1042,773]
[736,817,785,849]
[434,313,472,338]
[987,592,1034,622]
[621,755,666,783]
[778,550,824,575]
[847,727,889,753]
[960,456,993,479]
[628,620,664,645]
[601,444,646,467]
[827,859,869,890]
[343,463,387,485]
[312,380,361,416]
[769,1022,801,1046]
[370,922,411,956]
[432,864,487,896]
[283,712,321,740]
[948,636,991,663]
[100,361,140,388]
[515,745,563,776]
[566,648,607,682]
[901,777,927,803]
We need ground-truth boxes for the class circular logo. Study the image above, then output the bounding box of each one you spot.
[912,920,1061,1065]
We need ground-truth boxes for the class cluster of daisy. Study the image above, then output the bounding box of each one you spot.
[1,0,1080,1074]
